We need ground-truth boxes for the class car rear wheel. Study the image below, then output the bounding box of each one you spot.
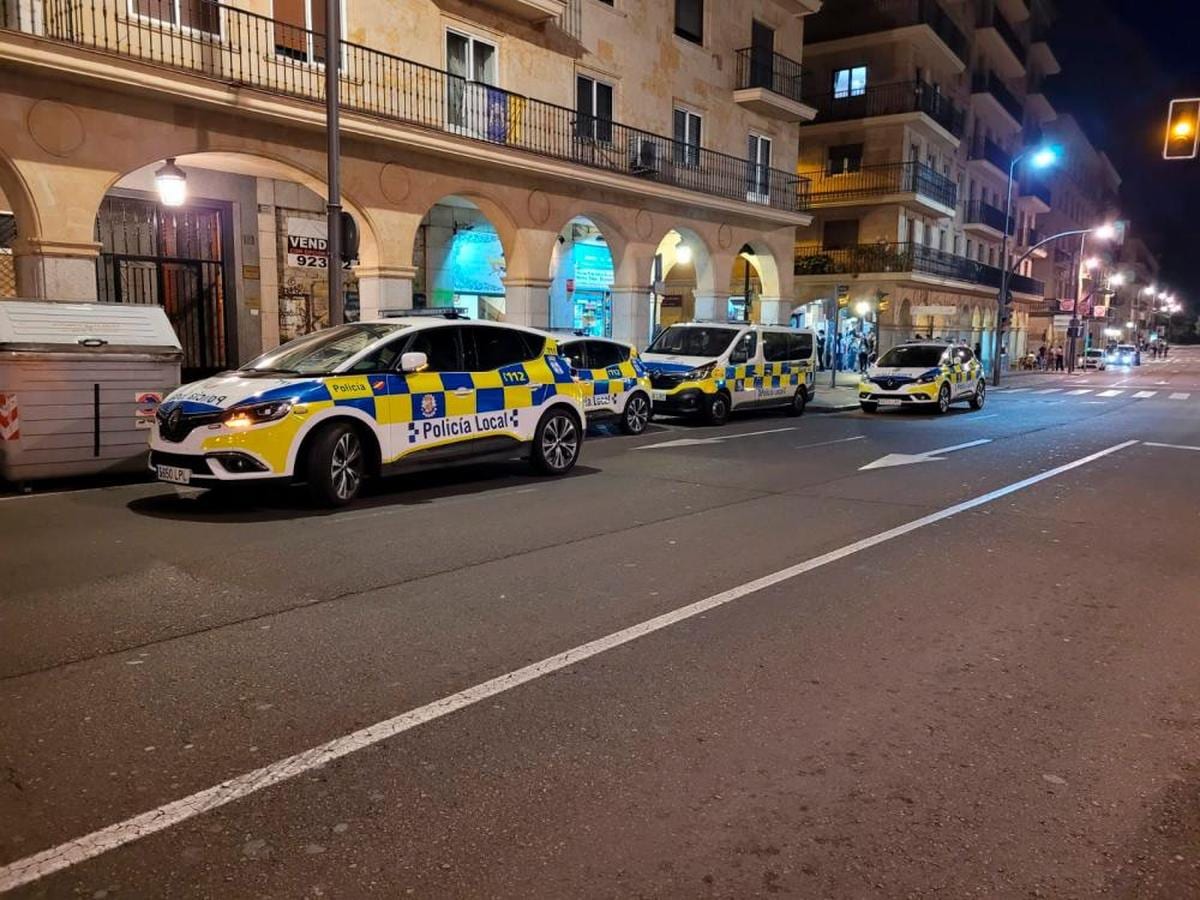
[969,381,986,410]
[307,423,365,507]
[705,392,730,426]
[531,408,581,475]
[620,393,651,435]
[785,387,807,417]
[935,383,951,415]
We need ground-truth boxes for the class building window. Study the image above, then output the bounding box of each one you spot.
[576,75,614,143]
[674,0,703,43]
[672,107,702,166]
[966,239,973,259]
[832,66,867,99]
[446,31,498,130]
[823,219,860,249]
[826,143,863,175]
[135,0,220,35]
[746,134,772,202]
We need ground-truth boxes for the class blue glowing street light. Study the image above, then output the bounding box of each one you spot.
[991,143,1061,387]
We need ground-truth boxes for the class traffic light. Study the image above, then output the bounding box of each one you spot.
[1164,98,1200,160]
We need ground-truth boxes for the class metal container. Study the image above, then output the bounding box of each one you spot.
[0,299,182,484]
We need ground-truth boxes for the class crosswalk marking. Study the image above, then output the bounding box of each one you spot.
[1097,390,1124,398]
[1033,388,1062,394]
[1170,392,1191,400]
[1066,389,1092,396]
[1006,387,1032,393]
[1133,391,1157,399]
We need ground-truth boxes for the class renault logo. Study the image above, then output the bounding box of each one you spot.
[168,408,183,431]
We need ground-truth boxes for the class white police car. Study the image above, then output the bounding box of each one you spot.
[557,335,653,434]
[859,341,986,413]
[149,317,586,505]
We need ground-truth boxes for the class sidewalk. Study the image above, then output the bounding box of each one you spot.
[810,374,863,412]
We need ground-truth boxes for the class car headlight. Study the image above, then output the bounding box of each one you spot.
[685,362,717,380]
[916,368,941,385]
[222,400,294,429]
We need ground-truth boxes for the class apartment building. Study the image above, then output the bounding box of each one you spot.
[792,0,1058,366]
[0,0,819,375]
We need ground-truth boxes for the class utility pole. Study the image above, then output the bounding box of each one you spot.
[325,0,343,326]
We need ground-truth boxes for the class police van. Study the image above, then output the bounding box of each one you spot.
[859,341,986,413]
[557,335,653,435]
[149,316,585,505]
[641,322,818,425]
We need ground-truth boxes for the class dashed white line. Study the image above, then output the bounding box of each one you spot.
[1065,389,1093,396]
[1132,391,1158,399]
[1170,392,1191,401]
[1097,390,1124,398]
[0,439,1143,894]
[1144,442,1200,452]
[1005,387,1032,393]
[1032,388,1062,395]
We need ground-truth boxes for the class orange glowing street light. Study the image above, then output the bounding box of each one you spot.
[1165,98,1200,159]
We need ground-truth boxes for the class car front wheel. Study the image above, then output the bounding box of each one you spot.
[307,423,366,507]
[531,408,581,475]
[969,381,986,410]
[705,392,730,426]
[620,393,651,435]
[935,383,951,414]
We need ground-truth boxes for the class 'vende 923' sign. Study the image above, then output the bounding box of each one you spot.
[286,217,328,269]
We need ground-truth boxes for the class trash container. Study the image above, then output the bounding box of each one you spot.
[0,299,182,484]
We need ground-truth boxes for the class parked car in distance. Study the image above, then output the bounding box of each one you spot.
[557,335,653,435]
[1082,348,1107,370]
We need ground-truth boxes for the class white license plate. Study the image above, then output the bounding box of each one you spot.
[651,390,667,402]
[878,398,903,407]
[156,465,191,485]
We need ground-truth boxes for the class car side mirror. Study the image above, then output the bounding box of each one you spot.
[400,351,428,373]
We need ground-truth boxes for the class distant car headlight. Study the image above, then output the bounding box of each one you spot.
[222,400,294,429]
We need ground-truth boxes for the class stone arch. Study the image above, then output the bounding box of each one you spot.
[651,224,716,295]
[547,214,620,335]
[412,193,513,320]
[0,145,40,241]
[732,238,782,300]
[410,187,520,272]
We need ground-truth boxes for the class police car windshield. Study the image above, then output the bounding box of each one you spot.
[877,345,946,368]
[243,323,410,375]
[647,325,739,358]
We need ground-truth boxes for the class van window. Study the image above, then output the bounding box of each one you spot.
[787,332,813,360]
[585,340,626,369]
[762,331,790,362]
[647,325,739,358]
[729,331,757,364]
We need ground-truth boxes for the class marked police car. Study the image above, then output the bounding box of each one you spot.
[557,335,653,435]
[859,341,986,414]
[641,322,818,425]
[149,317,585,505]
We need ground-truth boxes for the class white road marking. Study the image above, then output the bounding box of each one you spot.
[1065,389,1093,396]
[859,438,992,471]
[790,435,866,451]
[0,481,176,503]
[634,426,795,450]
[1097,390,1124,398]
[1132,391,1158,399]
[0,439,1142,894]
[1006,387,1032,393]
[969,413,999,421]
[1170,393,1191,400]
[1033,388,1062,395]
[1144,442,1200,452]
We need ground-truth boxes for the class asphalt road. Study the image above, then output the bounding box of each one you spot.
[2,349,1199,898]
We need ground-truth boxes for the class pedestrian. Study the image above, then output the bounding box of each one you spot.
[1037,345,1046,370]
[817,330,826,371]
[1054,345,1064,371]
[1163,342,1170,359]
[858,338,869,374]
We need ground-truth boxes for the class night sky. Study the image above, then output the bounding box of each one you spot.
[1050,0,1200,309]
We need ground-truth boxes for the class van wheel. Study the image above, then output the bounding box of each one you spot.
[705,392,730,426]
[620,393,651,435]
[531,408,581,475]
[307,423,365,507]
[786,388,807,417]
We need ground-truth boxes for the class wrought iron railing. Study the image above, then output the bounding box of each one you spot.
[969,136,1013,174]
[802,80,965,137]
[971,71,1023,123]
[801,161,956,208]
[965,200,1014,235]
[805,0,967,64]
[734,47,804,103]
[0,0,809,213]
[794,241,1044,296]
[977,7,1027,65]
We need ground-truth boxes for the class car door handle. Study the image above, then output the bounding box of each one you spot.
[453,387,472,396]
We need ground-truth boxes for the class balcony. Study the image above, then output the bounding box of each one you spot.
[475,0,565,22]
[976,7,1027,76]
[804,0,968,69]
[1020,178,1052,212]
[801,161,957,216]
[970,71,1023,127]
[0,0,809,216]
[968,136,1013,177]
[733,48,816,122]
[1025,72,1056,123]
[964,200,1015,237]
[794,241,1044,297]
[802,81,965,139]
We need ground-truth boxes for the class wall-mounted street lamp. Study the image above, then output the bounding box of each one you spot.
[154,158,188,208]
[675,243,693,265]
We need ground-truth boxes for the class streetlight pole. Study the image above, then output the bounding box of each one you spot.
[325,0,344,326]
